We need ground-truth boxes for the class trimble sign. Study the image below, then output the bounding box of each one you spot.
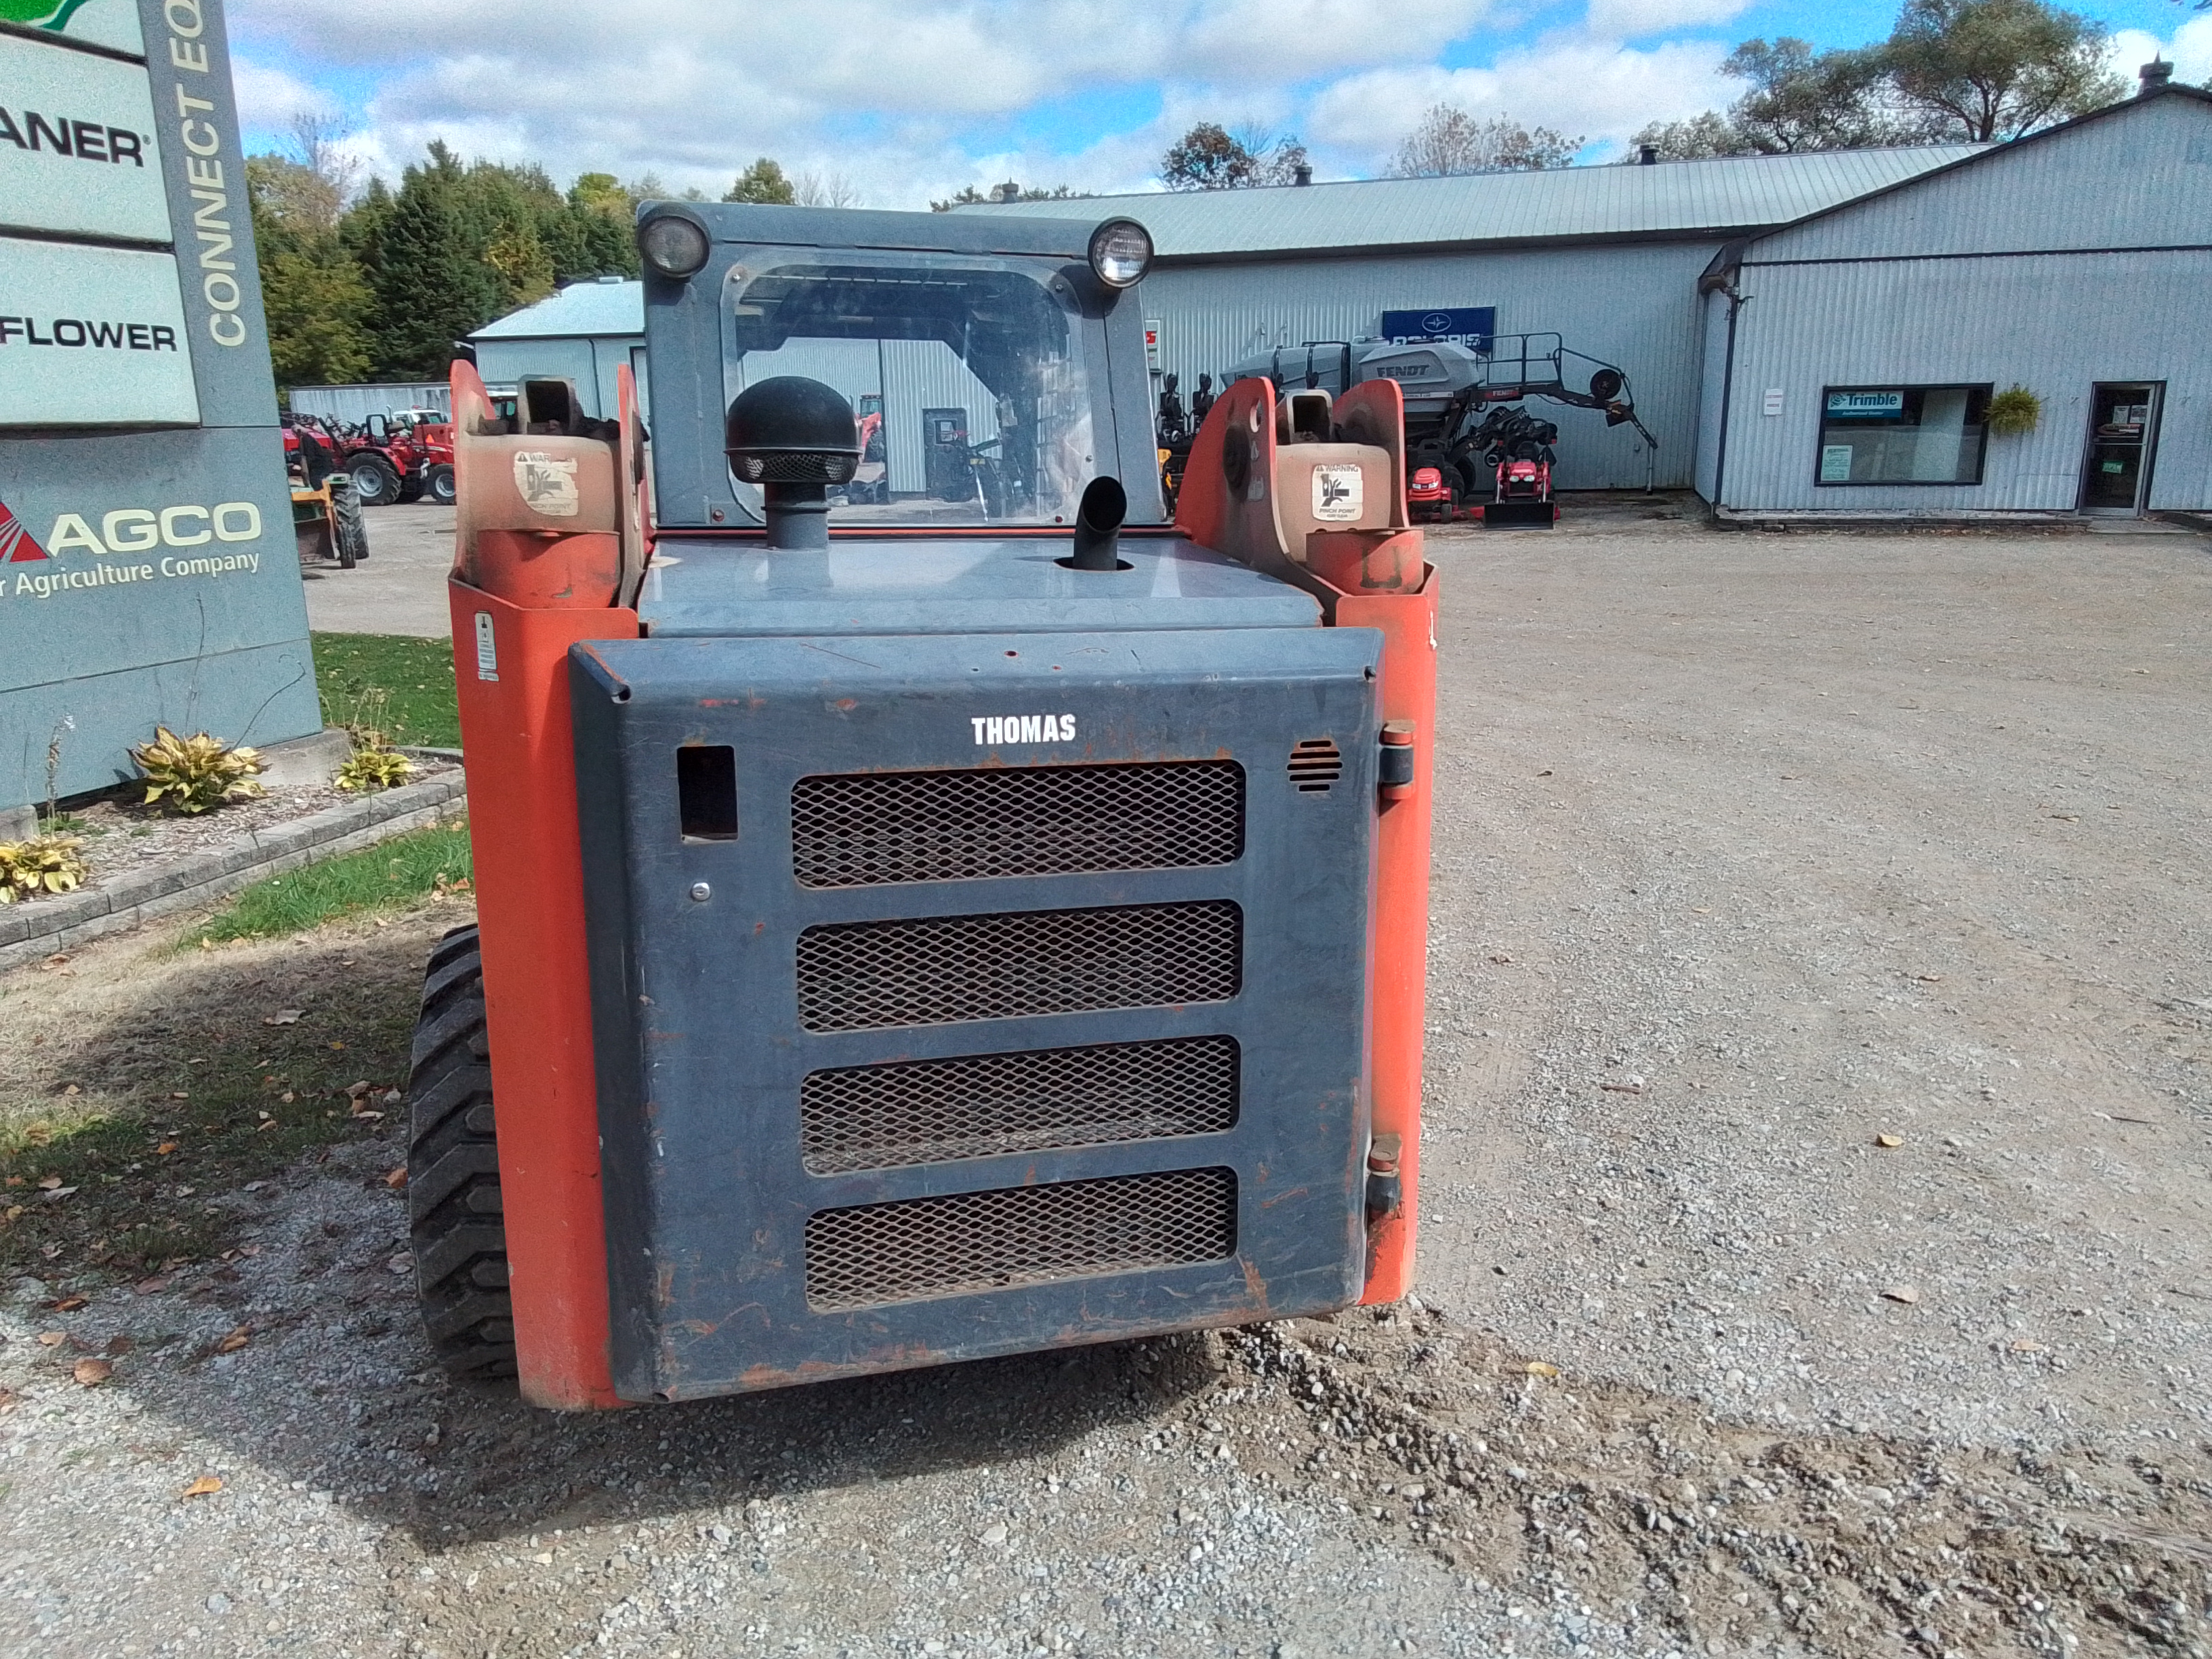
[0,0,318,811]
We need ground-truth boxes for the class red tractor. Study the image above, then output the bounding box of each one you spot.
[342,410,457,508]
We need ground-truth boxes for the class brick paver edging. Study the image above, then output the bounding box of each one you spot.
[0,772,468,973]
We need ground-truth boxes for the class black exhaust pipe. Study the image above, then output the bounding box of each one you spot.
[1065,475,1127,571]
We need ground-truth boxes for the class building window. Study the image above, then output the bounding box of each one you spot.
[1816,385,1991,486]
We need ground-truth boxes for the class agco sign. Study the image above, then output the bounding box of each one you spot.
[0,491,268,600]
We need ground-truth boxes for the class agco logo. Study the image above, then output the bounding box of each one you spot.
[1,491,268,600]
[971,714,1076,745]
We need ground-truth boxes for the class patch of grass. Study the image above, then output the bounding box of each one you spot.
[312,632,460,750]
[186,821,472,946]
[0,920,442,1282]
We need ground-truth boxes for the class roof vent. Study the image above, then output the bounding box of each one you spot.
[2140,58,2174,94]
[1292,162,1313,186]
[1638,144,1658,165]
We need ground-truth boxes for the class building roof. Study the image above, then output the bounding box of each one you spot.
[961,145,1985,260]
[472,276,642,341]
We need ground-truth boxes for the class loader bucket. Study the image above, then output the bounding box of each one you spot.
[1479,499,1557,528]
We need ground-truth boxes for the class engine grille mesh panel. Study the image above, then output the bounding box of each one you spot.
[795,901,1242,1031]
[804,1166,1237,1310]
[791,760,1244,888]
[800,1036,1240,1173]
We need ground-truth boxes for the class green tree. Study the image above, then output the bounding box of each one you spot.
[1627,110,1760,160]
[1723,37,1896,151]
[1880,0,2123,140]
[1161,123,1309,190]
[1389,106,1582,176]
[365,143,505,379]
[247,152,374,391]
[724,157,797,203]
[930,181,1084,211]
[1629,0,2123,161]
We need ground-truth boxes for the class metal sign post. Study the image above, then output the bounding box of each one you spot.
[0,0,320,815]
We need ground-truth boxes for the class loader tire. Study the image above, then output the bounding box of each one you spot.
[426,464,456,506]
[329,475,369,568]
[406,924,516,1381]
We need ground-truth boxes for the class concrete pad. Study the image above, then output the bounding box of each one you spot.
[301,504,455,638]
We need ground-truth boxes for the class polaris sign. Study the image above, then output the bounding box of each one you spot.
[1380,306,1495,351]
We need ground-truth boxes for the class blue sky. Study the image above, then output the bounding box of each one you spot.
[221,0,2212,205]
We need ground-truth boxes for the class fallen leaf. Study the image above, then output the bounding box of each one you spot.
[3,1205,23,1221]
[1882,1286,1921,1305]
[72,1357,112,1387]
[1489,954,1515,966]
[62,1084,78,1097]
[263,1010,302,1025]
[43,1186,77,1200]
[383,1166,408,1189]
[216,1324,250,1354]
[156,1142,177,1155]
[1524,1361,1560,1378]
[36,1331,64,1347]
[0,1388,20,1409]
[133,1275,170,1295]
[1915,974,1942,983]
[169,1091,188,1101]
[256,1119,279,1132]
[345,1080,372,1099]
[36,1174,61,1190]
[39,1244,60,1261]
[386,1252,412,1276]
[1875,1133,1904,1149]
[180,1475,223,1498]
[105,1334,134,1356]
[51,1294,87,1312]
[2009,1338,2044,1353]
[279,1092,295,1104]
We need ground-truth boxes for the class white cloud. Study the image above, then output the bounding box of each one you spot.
[2109,22,2212,91]
[1309,36,1734,159]
[222,0,1753,206]
[228,58,334,129]
[1584,0,1752,45]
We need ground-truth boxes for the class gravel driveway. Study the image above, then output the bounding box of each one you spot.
[3,511,2209,1658]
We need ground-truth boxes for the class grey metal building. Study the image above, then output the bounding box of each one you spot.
[1696,83,2212,515]
[470,275,646,420]
[461,76,2210,518]
[970,148,1976,491]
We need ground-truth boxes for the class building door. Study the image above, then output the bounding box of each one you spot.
[2080,382,2162,514]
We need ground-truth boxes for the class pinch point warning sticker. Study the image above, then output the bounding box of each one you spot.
[1311,464,1363,523]
[514,451,581,517]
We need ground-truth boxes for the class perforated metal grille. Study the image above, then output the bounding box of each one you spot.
[799,1036,1240,1173]
[804,1166,1237,1310]
[1288,737,1342,793]
[795,901,1242,1031]
[791,761,1244,888]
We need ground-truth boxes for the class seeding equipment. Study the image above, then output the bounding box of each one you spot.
[1225,332,1654,526]
[417,204,1435,1409]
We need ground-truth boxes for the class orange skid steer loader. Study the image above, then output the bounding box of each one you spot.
[411,203,1436,1409]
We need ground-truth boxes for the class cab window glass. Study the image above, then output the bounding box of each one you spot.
[722,250,1097,527]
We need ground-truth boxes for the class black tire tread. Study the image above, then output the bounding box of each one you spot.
[406,925,516,1380]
